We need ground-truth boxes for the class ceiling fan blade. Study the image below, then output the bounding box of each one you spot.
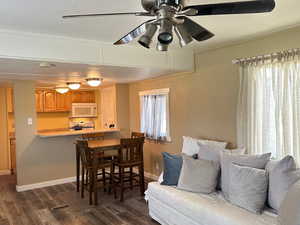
[183,0,275,16]
[63,12,148,19]
[114,20,155,45]
[177,16,214,41]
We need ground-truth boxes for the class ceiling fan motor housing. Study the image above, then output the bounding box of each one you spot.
[142,0,186,12]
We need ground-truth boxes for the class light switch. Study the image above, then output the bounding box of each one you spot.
[27,118,33,125]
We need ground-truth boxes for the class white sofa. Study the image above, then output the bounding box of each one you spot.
[145,182,278,225]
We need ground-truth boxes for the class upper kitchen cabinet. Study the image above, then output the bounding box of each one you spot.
[71,91,95,103]
[35,90,44,112]
[43,90,56,112]
[6,88,14,113]
[35,89,96,113]
[56,92,71,112]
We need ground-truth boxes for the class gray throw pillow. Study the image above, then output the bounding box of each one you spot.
[161,152,183,186]
[221,152,271,199]
[279,180,300,225]
[267,156,300,212]
[228,164,268,214]
[177,154,220,194]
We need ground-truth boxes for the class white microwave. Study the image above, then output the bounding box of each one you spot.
[71,103,97,118]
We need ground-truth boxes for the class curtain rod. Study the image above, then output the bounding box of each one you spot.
[232,48,300,64]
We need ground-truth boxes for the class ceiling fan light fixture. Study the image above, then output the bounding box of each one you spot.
[138,23,158,48]
[86,78,103,87]
[55,87,69,94]
[67,82,81,90]
[158,19,173,45]
[157,42,169,51]
[174,24,193,47]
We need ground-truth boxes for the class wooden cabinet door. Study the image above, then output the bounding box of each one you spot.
[6,88,14,113]
[35,90,44,112]
[10,138,16,174]
[56,92,71,112]
[72,91,95,103]
[101,86,117,128]
[43,90,56,112]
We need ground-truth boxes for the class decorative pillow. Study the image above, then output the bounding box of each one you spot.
[197,143,246,162]
[228,164,268,214]
[161,152,183,186]
[221,152,271,199]
[279,180,300,225]
[267,156,300,212]
[182,136,227,156]
[177,154,220,194]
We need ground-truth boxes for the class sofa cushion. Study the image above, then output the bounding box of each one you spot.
[221,152,271,199]
[177,154,220,193]
[267,156,300,212]
[279,180,300,225]
[197,143,246,162]
[146,182,278,225]
[182,136,227,156]
[229,164,268,214]
[161,152,183,186]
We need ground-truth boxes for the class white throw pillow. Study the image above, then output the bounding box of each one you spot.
[182,136,227,156]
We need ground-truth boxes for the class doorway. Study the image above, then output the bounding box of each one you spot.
[0,86,16,176]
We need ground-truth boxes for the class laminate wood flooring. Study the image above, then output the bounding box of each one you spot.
[0,175,159,225]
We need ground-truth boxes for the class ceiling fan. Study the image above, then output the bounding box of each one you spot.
[63,0,276,51]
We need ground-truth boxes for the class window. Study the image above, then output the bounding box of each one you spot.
[139,88,170,141]
[237,49,300,164]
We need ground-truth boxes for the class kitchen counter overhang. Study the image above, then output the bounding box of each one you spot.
[37,128,120,138]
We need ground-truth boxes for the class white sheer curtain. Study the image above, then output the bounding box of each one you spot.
[140,89,169,141]
[237,50,300,164]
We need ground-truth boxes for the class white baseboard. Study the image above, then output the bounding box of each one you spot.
[16,171,158,192]
[16,176,76,192]
[0,170,11,176]
[132,169,159,181]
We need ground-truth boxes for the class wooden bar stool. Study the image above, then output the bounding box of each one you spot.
[131,132,145,138]
[112,137,145,202]
[76,140,113,205]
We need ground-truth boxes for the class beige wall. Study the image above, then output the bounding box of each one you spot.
[0,88,9,171]
[115,84,130,137]
[14,81,77,186]
[37,112,70,130]
[129,26,300,176]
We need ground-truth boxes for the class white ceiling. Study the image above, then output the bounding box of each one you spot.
[0,58,173,87]
[0,0,299,51]
[0,0,299,86]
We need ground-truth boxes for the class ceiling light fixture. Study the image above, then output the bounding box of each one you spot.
[55,87,69,94]
[174,24,193,47]
[86,78,103,87]
[40,62,56,68]
[67,82,81,90]
[138,23,158,49]
[157,19,173,52]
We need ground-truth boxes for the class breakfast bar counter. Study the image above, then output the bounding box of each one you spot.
[37,128,120,138]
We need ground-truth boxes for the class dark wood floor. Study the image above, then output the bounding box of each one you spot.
[0,175,159,225]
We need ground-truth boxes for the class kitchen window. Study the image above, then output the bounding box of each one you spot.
[139,88,170,142]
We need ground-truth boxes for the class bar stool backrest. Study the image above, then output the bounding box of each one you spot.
[131,132,145,138]
[119,137,145,164]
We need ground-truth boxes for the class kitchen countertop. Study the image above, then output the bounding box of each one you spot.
[37,128,120,138]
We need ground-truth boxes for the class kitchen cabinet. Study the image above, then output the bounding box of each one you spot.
[6,88,14,113]
[56,92,71,112]
[43,90,56,112]
[72,91,95,103]
[101,86,117,129]
[10,135,16,175]
[36,90,95,112]
[35,90,44,112]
